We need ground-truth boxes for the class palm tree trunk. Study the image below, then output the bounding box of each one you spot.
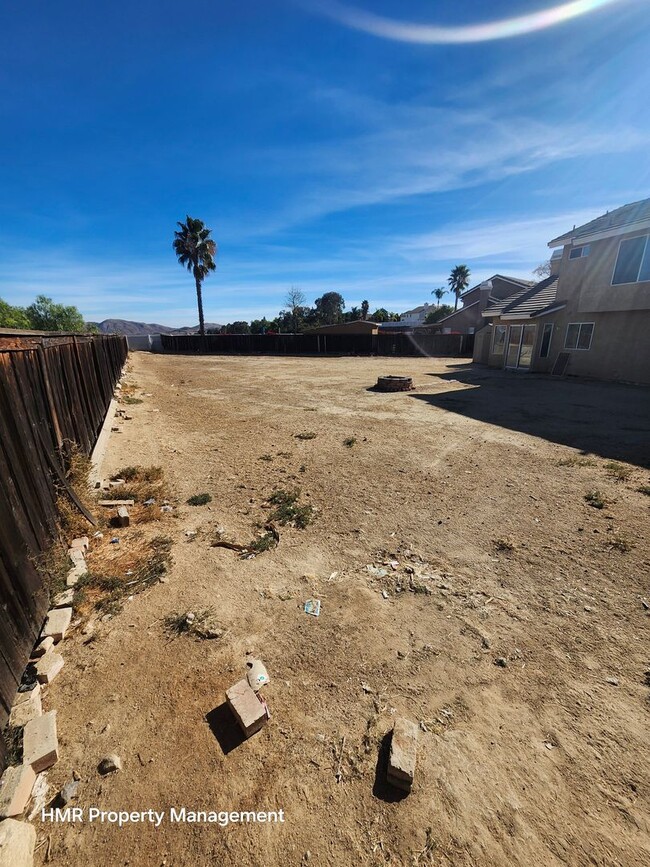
[454,291,459,311]
[195,274,205,337]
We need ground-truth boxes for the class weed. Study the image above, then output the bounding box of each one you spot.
[276,451,292,458]
[299,465,307,473]
[259,454,274,462]
[164,607,222,640]
[556,456,596,467]
[2,725,23,765]
[494,536,516,552]
[585,490,608,509]
[637,485,650,496]
[121,396,143,405]
[115,466,140,481]
[187,493,212,506]
[604,461,632,482]
[295,431,317,440]
[114,465,163,483]
[33,540,70,597]
[267,488,314,529]
[248,531,278,554]
[343,437,357,448]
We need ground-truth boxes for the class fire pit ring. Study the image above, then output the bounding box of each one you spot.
[375,375,414,392]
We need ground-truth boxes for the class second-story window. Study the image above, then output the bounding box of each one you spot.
[569,245,590,259]
[612,234,650,284]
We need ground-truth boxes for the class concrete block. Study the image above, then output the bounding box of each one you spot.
[9,687,42,727]
[387,717,418,792]
[66,563,87,587]
[0,764,36,818]
[42,607,72,642]
[0,817,36,867]
[23,710,59,773]
[114,506,130,527]
[68,548,85,567]
[52,589,74,608]
[226,679,268,738]
[31,636,54,658]
[69,536,89,551]
[34,652,64,685]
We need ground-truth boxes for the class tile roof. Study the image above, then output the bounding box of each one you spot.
[460,274,534,298]
[549,197,650,246]
[482,276,559,319]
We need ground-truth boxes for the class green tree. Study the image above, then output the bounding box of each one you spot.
[432,287,446,306]
[0,298,31,328]
[448,264,470,311]
[173,216,217,337]
[315,292,345,325]
[424,304,454,324]
[285,286,307,333]
[347,305,361,321]
[360,300,369,320]
[224,321,251,334]
[250,317,271,334]
[25,295,85,331]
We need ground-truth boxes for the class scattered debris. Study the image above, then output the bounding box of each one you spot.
[304,599,321,617]
[246,658,270,691]
[494,657,508,668]
[59,778,80,805]
[164,608,223,640]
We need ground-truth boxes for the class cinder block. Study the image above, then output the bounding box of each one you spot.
[0,818,36,867]
[0,764,36,818]
[9,686,42,727]
[387,717,418,792]
[226,679,268,738]
[34,652,64,685]
[23,710,59,773]
[31,636,54,658]
[114,506,130,527]
[42,607,72,642]
[98,499,135,507]
[69,536,89,551]
[68,548,85,567]
[66,563,87,587]
[53,589,74,608]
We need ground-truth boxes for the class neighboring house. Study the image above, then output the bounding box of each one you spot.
[398,303,433,326]
[306,320,378,335]
[474,198,650,384]
[430,275,534,334]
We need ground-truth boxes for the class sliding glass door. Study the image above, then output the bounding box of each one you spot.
[505,324,536,369]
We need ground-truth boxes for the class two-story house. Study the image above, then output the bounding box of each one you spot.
[398,303,433,327]
[475,198,650,385]
[432,274,534,334]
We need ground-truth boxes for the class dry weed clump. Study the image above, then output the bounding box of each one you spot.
[164,608,222,640]
[56,444,96,538]
[585,490,608,509]
[556,455,596,467]
[33,540,70,597]
[74,535,173,617]
[100,465,170,522]
[604,461,632,482]
[493,536,516,553]
[267,489,314,529]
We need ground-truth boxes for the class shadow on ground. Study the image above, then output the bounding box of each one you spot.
[206,703,246,755]
[372,732,410,804]
[415,365,650,468]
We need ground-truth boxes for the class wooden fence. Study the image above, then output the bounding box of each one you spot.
[0,333,127,767]
[160,332,474,357]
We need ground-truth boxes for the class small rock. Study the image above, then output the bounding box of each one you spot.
[60,779,80,804]
[381,590,389,599]
[606,677,619,686]
[494,657,508,668]
[98,754,122,775]
[584,605,593,612]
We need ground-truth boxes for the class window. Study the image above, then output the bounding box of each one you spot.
[492,325,506,355]
[569,245,590,259]
[565,322,594,350]
[540,323,553,358]
[612,235,650,284]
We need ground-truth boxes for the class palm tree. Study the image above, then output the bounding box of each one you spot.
[448,264,470,311]
[361,300,369,321]
[431,286,445,306]
[173,216,217,337]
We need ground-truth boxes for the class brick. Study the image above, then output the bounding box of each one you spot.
[52,589,74,608]
[70,536,89,551]
[9,687,42,727]
[98,499,135,507]
[226,679,268,738]
[387,717,418,791]
[0,764,36,818]
[68,548,85,567]
[23,711,59,773]
[0,817,36,867]
[31,636,54,658]
[34,652,64,685]
[42,607,72,642]
[66,563,87,587]
[113,506,130,527]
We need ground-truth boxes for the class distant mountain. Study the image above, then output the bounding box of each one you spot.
[89,319,222,335]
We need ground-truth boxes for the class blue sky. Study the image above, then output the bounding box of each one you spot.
[0,0,648,325]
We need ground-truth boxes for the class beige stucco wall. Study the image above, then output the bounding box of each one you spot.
[555,229,650,313]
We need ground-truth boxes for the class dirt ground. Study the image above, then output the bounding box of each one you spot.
[36,354,650,866]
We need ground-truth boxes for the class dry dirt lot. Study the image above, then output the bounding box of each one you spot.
[37,353,650,867]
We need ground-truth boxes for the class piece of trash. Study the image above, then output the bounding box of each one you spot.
[382,590,389,599]
[304,599,321,617]
[110,537,120,544]
[92,531,103,539]
[143,498,156,506]
[185,612,195,624]
[366,565,388,578]
[161,505,173,513]
[361,682,372,693]
[246,658,270,691]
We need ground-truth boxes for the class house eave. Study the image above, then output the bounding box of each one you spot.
[548,217,650,248]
